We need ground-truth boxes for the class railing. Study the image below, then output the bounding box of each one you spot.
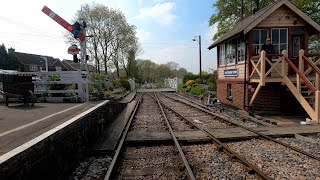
[284,56,316,93]
[165,77,179,90]
[32,70,89,102]
[302,51,320,91]
[249,51,284,85]
[249,49,320,123]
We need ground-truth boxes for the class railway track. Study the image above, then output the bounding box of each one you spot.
[104,93,195,179]
[72,92,319,179]
[157,92,320,179]
[105,93,270,179]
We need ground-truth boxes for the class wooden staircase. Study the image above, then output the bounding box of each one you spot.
[249,49,320,123]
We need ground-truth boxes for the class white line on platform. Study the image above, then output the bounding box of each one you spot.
[0,100,109,164]
[0,103,85,138]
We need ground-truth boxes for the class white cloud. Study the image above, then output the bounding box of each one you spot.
[136,28,151,43]
[137,24,218,73]
[135,2,177,26]
[206,23,218,41]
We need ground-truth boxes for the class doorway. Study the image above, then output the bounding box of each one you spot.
[289,35,305,75]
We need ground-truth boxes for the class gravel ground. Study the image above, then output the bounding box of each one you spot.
[307,134,320,143]
[131,95,167,131]
[159,94,260,129]
[182,144,257,179]
[227,139,320,179]
[118,145,187,179]
[173,92,268,127]
[71,156,112,180]
[276,137,320,158]
[164,108,193,130]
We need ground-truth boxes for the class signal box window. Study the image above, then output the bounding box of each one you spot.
[227,84,232,99]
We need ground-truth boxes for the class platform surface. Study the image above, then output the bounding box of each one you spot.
[0,101,102,156]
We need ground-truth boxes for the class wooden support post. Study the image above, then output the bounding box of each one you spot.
[297,49,305,93]
[281,50,288,85]
[316,74,319,91]
[315,91,320,124]
[249,83,262,106]
[260,51,266,86]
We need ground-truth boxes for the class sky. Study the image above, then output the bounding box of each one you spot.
[0,0,217,73]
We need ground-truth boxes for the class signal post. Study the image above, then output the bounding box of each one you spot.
[41,6,89,101]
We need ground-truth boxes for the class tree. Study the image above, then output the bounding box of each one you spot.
[0,44,23,71]
[210,0,320,41]
[66,3,140,77]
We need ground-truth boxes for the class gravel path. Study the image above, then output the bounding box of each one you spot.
[131,95,167,131]
[174,92,269,127]
[307,134,320,143]
[159,94,261,129]
[276,137,320,158]
[227,139,320,179]
[118,145,187,179]
[182,144,257,179]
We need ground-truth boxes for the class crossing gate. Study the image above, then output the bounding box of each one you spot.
[165,77,179,91]
[31,70,89,102]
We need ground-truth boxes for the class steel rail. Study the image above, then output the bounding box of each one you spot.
[104,94,143,180]
[153,93,196,180]
[160,93,320,161]
[156,93,270,180]
[172,92,274,127]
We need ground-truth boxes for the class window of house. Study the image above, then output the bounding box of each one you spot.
[219,44,226,66]
[272,28,288,54]
[237,38,245,63]
[30,65,38,71]
[252,29,268,55]
[227,83,232,98]
[56,66,62,71]
[226,43,236,65]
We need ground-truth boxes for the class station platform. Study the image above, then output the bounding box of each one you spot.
[0,101,102,156]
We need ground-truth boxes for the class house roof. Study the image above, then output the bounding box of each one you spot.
[15,52,62,68]
[208,0,320,50]
[62,60,78,71]
[15,52,47,66]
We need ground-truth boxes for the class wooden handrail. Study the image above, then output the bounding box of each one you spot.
[250,55,260,59]
[303,56,320,75]
[305,53,320,57]
[266,54,283,57]
[284,57,316,93]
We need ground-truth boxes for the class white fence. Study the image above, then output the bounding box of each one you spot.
[32,70,89,102]
[164,77,179,91]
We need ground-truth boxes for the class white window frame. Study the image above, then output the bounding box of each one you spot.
[237,38,246,63]
[227,83,232,98]
[226,43,236,65]
[271,28,288,55]
[252,29,269,56]
[30,64,37,71]
[55,66,62,71]
[219,44,226,67]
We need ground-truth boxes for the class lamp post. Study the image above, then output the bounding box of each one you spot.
[193,35,202,83]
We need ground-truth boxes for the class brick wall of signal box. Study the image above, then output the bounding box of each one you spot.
[217,81,284,113]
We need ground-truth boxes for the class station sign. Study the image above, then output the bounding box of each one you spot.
[224,68,238,77]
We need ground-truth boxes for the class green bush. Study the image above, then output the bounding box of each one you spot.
[178,83,184,90]
[190,86,205,96]
[194,78,202,84]
[119,79,131,90]
[112,80,121,88]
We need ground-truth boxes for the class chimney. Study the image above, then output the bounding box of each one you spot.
[8,47,15,54]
